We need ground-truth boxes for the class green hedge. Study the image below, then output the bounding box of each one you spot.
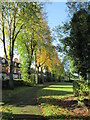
[73,80,89,97]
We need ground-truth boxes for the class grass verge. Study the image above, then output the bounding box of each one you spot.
[37,82,90,119]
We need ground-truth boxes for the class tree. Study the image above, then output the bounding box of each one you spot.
[34,23,53,84]
[0,3,23,88]
[15,3,52,84]
[54,2,90,80]
[0,2,42,88]
[69,9,90,80]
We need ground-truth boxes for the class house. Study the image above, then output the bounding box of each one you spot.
[0,57,21,80]
[13,58,21,79]
[0,57,8,80]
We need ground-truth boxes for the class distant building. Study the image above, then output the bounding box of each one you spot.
[0,57,21,80]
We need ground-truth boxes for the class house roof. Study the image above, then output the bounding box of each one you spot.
[0,57,20,64]
[0,57,8,65]
[14,58,20,64]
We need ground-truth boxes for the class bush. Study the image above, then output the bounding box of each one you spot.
[1,107,12,120]
[23,74,35,86]
[73,80,89,97]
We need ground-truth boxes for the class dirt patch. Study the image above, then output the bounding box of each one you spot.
[59,97,89,116]
[59,97,78,108]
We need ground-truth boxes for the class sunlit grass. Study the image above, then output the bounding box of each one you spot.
[38,82,73,99]
[3,105,41,114]
[37,82,74,118]
[43,87,73,91]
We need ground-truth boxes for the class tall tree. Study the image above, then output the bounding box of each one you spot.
[54,2,90,80]
[0,2,42,88]
[15,3,51,83]
[69,9,90,80]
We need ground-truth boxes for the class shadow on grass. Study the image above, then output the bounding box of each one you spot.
[3,90,73,108]
[3,82,73,107]
[46,115,90,120]
[2,113,46,120]
[2,113,90,120]
[39,97,78,109]
[2,86,44,107]
[40,89,73,96]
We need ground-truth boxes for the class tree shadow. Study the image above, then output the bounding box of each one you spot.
[2,113,47,120]
[39,96,78,110]
[2,86,44,107]
[40,89,73,96]
[3,89,73,108]
[2,83,73,107]
[2,113,90,120]
[46,115,90,120]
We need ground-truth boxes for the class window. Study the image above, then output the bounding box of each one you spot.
[14,68,16,73]
[2,59,5,63]
[15,63,17,67]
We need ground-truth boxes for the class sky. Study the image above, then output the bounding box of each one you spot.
[45,2,68,30]
[45,2,68,61]
[0,2,68,58]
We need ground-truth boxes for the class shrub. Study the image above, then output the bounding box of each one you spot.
[73,80,89,97]
[1,107,12,120]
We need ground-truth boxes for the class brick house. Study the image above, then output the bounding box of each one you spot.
[13,58,21,79]
[0,57,21,80]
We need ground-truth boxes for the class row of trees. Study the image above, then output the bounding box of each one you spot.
[0,2,65,88]
[15,5,65,84]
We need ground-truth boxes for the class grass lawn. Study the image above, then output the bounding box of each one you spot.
[37,82,74,118]
[1,82,90,120]
[1,86,43,120]
[2,87,32,102]
[37,82,89,119]
[1,87,32,119]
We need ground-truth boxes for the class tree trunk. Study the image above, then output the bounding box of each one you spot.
[9,58,14,89]
[28,36,34,79]
[2,10,7,59]
[35,51,39,84]
[9,40,14,89]
[35,66,39,84]
[41,67,44,83]
[69,72,70,81]
[28,61,31,79]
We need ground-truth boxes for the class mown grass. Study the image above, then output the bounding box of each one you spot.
[1,87,33,119]
[1,82,90,120]
[37,82,90,119]
[2,86,42,120]
[37,82,74,118]
[2,86,32,102]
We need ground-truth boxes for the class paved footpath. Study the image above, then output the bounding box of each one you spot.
[5,86,46,120]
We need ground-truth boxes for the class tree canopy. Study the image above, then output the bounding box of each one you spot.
[54,2,90,80]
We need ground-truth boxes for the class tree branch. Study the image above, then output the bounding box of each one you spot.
[2,9,7,59]
[12,4,16,40]
[13,24,23,42]
[0,38,3,42]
